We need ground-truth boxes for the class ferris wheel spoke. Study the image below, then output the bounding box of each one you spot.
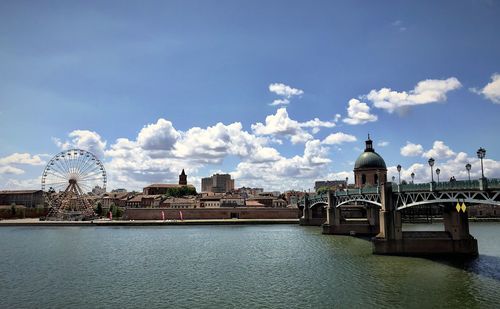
[79,158,100,178]
[80,169,103,179]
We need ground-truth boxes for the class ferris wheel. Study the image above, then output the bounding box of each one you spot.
[42,149,107,194]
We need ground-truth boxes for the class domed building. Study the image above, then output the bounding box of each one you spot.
[354,135,387,188]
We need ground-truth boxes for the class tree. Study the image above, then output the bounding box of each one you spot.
[163,186,197,198]
[317,186,331,194]
[95,202,103,216]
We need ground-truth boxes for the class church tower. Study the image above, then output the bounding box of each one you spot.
[179,169,187,186]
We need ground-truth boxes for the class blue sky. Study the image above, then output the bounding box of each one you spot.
[1,0,499,192]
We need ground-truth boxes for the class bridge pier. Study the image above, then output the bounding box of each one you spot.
[299,194,327,226]
[323,192,380,235]
[373,183,478,257]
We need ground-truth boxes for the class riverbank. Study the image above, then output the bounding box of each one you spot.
[0,218,299,226]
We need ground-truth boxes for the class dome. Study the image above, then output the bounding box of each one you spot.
[354,135,387,169]
[354,151,386,169]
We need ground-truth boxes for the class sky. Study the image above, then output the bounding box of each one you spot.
[1,0,500,192]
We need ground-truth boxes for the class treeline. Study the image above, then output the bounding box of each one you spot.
[162,186,197,198]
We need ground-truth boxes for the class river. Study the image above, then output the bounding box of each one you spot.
[1,223,499,308]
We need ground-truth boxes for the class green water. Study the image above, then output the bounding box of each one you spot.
[1,223,499,308]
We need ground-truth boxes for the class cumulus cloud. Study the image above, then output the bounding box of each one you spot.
[343,98,378,125]
[269,98,290,106]
[269,83,304,98]
[0,153,45,166]
[471,73,500,104]
[232,139,332,191]
[173,122,277,163]
[378,141,389,147]
[251,108,339,144]
[322,132,357,145]
[0,166,25,175]
[137,118,180,150]
[53,130,107,158]
[366,77,462,113]
[400,142,424,157]
[251,108,313,144]
[422,140,456,159]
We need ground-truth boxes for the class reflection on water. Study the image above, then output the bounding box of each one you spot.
[0,223,499,308]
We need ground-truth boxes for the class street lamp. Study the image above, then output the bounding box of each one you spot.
[428,158,435,183]
[477,147,486,179]
[397,164,402,185]
[411,172,415,184]
[465,163,471,181]
[436,168,441,183]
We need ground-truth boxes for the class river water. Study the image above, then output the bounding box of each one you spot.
[1,223,499,308]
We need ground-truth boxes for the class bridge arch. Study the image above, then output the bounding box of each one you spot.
[397,198,500,211]
[336,199,381,208]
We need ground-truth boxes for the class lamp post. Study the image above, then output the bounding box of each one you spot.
[477,147,486,179]
[397,164,402,185]
[428,158,435,183]
[436,168,441,184]
[465,163,471,181]
[411,172,415,184]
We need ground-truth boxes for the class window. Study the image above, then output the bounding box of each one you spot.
[362,174,366,185]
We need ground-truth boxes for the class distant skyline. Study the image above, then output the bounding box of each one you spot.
[1,0,499,192]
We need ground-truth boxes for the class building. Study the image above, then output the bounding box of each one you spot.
[102,192,130,208]
[247,196,274,207]
[235,187,264,198]
[179,169,187,185]
[143,170,195,195]
[354,135,387,188]
[220,195,245,207]
[283,190,306,207]
[0,190,44,208]
[314,180,347,192]
[201,173,235,193]
[161,197,197,209]
[199,195,223,208]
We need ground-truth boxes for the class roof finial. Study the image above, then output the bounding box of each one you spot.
[368,133,371,140]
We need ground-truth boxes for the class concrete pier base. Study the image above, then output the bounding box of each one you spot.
[322,221,379,235]
[299,217,326,226]
[372,232,478,256]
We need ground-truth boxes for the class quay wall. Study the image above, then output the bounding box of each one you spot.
[124,207,301,220]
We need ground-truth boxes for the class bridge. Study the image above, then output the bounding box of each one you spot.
[299,178,500,256]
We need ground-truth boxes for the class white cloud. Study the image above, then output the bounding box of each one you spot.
[299,118,336,129]
[269,98,290,106]
[471,73,500,104]
[0,166,25,175]
[422,140,456,159]
[173,122,277,163]
[378,141,389,147]
[400,142,424,157]
[391,20,407,32]
[366,77,462,113]
[251,108,338,144]
[269,83,304,98]
[232,140,332,191]
[137,118,180,150]
[53,130,107,158]
[251,108,313,144]
[0,153,45,166]
[343,98,378,125]
[322,132,357,145]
